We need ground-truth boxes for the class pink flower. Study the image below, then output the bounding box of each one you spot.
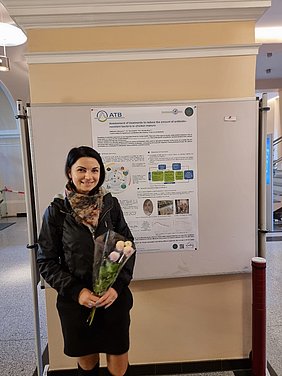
[109,251,120,262]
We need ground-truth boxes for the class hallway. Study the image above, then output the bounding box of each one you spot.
[0,217,281,376]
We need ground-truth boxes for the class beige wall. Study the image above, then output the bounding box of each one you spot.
[130,275,252,363]
[26,21,256,104]
[28,56,256,104]
[46,274,252,370]
[27,20,256,369]
[27,22,255,52]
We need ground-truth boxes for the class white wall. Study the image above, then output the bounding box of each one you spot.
[0,84,26,217]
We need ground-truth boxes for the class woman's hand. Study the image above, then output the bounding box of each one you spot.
[78,288,99,308]
[95,287,118,309]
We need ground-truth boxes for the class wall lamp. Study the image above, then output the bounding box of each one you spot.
[0,45,9,71]
[0,22,27,72]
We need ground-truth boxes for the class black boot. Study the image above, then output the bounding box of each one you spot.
[78,362,100,375]
[123,365,130,376]
[124,364,131,376]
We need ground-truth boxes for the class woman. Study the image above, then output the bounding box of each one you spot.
[37,146,135,376]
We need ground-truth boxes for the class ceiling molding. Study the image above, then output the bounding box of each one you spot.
[25,44,260,64]
[1,0,271,29]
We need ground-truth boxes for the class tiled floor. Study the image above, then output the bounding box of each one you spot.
[0,217,281,376]
[0,217,47,376]
[265,233,282,376]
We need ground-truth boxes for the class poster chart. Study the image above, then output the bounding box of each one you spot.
[91,104,198,253]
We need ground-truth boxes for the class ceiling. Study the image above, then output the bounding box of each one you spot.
[0,0,282,102]
[255,0,282,91]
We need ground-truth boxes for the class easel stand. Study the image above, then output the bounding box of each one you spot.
[16,100,43,376]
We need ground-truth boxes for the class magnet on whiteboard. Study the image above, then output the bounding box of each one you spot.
[224,116,237,122]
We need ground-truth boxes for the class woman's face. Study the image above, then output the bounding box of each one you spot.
[69,157,101,194]
[143,200,153,215]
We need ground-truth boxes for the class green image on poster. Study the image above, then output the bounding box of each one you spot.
[164,170,174,183]
[152,171,164,181]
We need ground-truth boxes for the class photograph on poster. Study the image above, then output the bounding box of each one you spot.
[91,104,198,252]
[143,199,153,216]
[175,199,189,214]
[157,200,174,215]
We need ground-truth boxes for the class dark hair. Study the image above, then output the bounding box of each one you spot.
[65,146,105,194]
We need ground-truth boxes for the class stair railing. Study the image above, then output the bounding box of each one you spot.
[273,135,282,147]
[273,136,282,169]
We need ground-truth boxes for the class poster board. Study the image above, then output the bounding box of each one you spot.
[30,99,258,280]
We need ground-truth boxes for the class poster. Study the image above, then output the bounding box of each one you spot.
[91,104,198,252]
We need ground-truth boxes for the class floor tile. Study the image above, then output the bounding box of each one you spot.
[0,339,38,376]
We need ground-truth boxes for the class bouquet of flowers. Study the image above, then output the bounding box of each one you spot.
[87,229,135,325]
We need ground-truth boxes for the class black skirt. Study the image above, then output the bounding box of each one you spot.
[56,287,133,357]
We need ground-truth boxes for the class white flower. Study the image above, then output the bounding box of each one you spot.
[124,240,132,247]
[123,245,134,257]
[115,240,125,251]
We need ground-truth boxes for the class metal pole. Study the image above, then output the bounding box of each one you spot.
[258,93,270,258]
[16,100,43,376]
[252,257,266,376]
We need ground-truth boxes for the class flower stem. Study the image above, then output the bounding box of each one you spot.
[87,306,96,326]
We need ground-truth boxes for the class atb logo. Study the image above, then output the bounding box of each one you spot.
[96,110,108,122]
[96,110,123,122]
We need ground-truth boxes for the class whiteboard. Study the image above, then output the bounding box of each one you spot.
[29,100,258,280]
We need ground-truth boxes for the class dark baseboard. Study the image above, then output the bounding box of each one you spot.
[45,358,251,375]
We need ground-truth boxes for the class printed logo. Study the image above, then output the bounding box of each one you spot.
[96,110,108,122]
[161,108,182,115]
[184,107,194,117]
[96,110,124,122]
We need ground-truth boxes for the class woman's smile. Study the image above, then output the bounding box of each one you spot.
[69,157,101,194]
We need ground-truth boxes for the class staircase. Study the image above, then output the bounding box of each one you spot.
[273,165,282,230]
[272,135,282,230]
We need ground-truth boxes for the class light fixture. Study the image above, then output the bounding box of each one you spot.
[0,22,27,46]
[0,45,10,71]
[0,22,27,72]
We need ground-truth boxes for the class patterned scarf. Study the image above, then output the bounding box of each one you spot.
[66,185,104,228]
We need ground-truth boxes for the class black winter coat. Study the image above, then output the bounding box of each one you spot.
[37,192,135,302]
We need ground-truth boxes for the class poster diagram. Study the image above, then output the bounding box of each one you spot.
[91,104,198,252]
[104,162,131,194]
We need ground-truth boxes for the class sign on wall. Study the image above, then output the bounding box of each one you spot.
[91,104,198,253]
